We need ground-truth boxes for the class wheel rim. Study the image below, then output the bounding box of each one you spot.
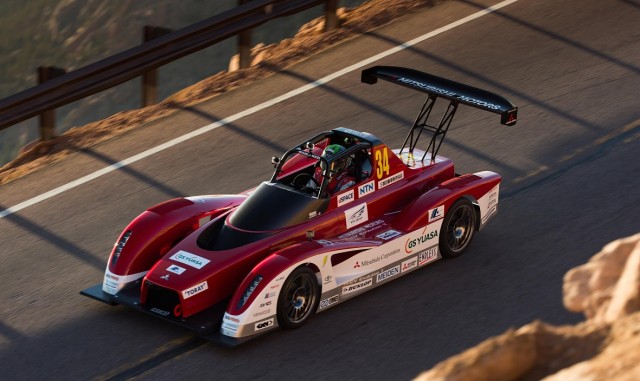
[284,273,316,323]
[446,204,474,253]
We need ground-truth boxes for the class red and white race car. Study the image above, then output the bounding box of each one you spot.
[82,66,517,346]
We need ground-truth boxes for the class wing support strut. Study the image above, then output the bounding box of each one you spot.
[399,95,459,164]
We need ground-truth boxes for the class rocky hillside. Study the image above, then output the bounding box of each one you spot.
[415,233,640,381]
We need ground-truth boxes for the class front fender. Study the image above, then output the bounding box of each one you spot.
[102,195,246,295]
[220,240,377,339]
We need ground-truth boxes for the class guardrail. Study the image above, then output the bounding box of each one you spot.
[0,0,339,142]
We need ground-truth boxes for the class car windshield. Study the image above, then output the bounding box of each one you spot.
[228,182,329,231]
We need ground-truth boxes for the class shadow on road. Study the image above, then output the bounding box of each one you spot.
[67,143,184,199]
[0,203,104,270]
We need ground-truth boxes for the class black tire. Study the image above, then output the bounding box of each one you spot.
[439,198,476,258]
[277,267,320,329]
[277,266,320,329]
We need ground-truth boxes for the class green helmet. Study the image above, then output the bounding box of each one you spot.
[321,144,348,176]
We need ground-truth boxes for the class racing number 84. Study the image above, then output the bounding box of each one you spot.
[375,148,390,179]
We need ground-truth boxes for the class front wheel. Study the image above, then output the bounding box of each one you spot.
[439,198,476,258]
[277,267,319,329]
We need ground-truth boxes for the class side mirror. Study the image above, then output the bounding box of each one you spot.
[271,157,280,167]
[305,142,315,150]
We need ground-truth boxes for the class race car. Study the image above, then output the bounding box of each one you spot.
[81,66,517,346]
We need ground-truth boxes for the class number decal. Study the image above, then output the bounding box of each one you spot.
[375,148,390,179]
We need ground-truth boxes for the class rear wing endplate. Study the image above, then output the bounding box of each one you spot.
[362,66,517,126]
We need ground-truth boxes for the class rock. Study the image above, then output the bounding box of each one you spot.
[415,233,640,381]
[563,233,640,323]
[415,327,537,381]
[228,43,269,72]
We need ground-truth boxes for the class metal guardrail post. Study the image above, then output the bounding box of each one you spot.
[142,26,172,107]
[238,30,252,69]
[324,0,339,32]
[38,66,66,141]
[238,0,253,69]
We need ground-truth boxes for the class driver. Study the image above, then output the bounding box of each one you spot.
[308,144,355,195]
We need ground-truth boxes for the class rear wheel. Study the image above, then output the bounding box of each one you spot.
[439,198,476,258]
[277,267,319,329]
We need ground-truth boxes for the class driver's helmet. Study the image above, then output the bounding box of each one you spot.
[320,144,350,177]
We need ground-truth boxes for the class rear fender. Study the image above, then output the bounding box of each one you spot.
[102,195,245,295]
[220,240,377,338]
[394,172,501,232]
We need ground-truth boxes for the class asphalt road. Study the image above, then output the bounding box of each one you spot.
[1,0,639,380]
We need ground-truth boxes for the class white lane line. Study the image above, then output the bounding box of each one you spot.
[0,0,519,220]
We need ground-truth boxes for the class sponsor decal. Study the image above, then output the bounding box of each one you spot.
[376,265,400,283]
[317,240,334,246]
[345,203,369,229]
[264,292,275,299]
[401,257,418,273]
[221,327,237,336]
[418,246,439,266]
[167,264,186,275]
[378,171,404,189]
[150,308,170,316]
[396,78,501,110]
[358,180,375,197]
[339,128,369,139]
[482,206,497,224]
[376,229,401,241]
[160,274,170,281]
[458,95,501,110]
[296,148,321,160]
[337,189,355,207]
[398,78,456,97]
[339,219,385,239]
[324,275,332,285]
[428,205,444,223]
[356,249,401,268]
[254,318,275,331]
[253,309,271,317]
[276,276,285,282]
[259,301,272,308]
[342,278,373,295]
[319,295,340,309]
[270,284,280,289]
[322,255,328,267]
[405,229,438,253]
[479,185,500,224]
[309,211,318,219]
[169,250,210,269]
[224,315,240,323]
[222,322,238,332]
[181,281,208,299]
[102,269,147,295]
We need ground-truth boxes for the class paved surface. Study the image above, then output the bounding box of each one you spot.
[1,0,639,379]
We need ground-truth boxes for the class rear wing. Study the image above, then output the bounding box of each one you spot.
[361,66,518,163]
[362,66,517,126]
